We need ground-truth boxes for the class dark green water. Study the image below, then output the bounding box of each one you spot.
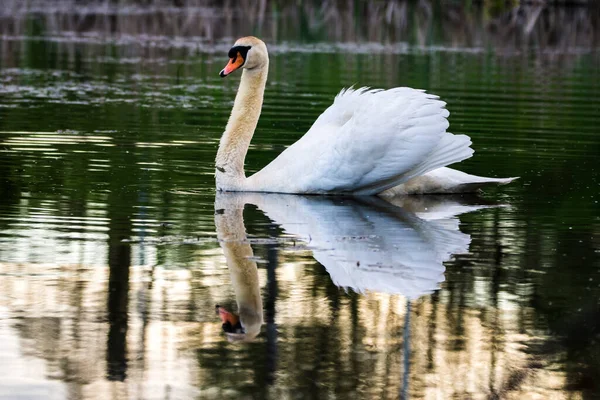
[1,7,600,400]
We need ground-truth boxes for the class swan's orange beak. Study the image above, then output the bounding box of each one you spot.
[216,305,239,326]
[220,52,244,77]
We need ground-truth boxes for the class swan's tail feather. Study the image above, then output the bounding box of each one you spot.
[379,168,519,196]
[473,176,518,185]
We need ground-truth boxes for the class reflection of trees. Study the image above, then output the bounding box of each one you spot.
[529,228,600,397]
[0,200,597,398]
[444,207,600,398]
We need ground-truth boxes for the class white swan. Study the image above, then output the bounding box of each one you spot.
[217,36,517,195]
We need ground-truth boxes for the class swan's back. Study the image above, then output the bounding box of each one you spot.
[247,87,473,194]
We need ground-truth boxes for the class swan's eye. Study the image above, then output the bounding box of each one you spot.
[228,45,251,59]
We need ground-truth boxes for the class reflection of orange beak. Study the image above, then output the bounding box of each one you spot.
[219,53,244,77]
[216,306,239,326]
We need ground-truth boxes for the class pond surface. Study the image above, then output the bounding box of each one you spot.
[1,5,600,400]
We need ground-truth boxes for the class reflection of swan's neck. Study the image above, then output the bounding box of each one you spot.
[216,64,268,191]
[215,202,264,340]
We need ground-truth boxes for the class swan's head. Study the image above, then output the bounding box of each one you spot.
[216,305,263,342]
[220,36,268,77]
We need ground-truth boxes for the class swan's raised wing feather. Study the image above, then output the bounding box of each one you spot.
[248,87,473,194]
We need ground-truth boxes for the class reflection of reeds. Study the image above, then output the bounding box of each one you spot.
[0,0,598,54]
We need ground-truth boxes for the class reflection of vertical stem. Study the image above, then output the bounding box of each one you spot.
[265,224,278,385]
[136,186,151,373]
[138,187,147,266]
[427,292,438,371]
[106,225,131,381]
[138,264,155,379]
[68,243,86,398]
[489,206,502,395]
[401,301,411,400]
[105,147,135,381]
[350,292,360,389]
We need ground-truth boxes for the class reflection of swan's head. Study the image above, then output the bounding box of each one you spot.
[220,36,268,77]
[216,305,262,343]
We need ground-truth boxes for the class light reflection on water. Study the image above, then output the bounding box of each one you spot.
[0,251,570,399]
[0,5,600,400]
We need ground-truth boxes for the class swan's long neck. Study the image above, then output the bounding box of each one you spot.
[216,64,268,190]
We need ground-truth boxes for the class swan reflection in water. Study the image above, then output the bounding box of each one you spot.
[214,192,497,341]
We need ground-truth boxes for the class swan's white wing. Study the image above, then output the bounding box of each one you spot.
[247,87,473,194]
